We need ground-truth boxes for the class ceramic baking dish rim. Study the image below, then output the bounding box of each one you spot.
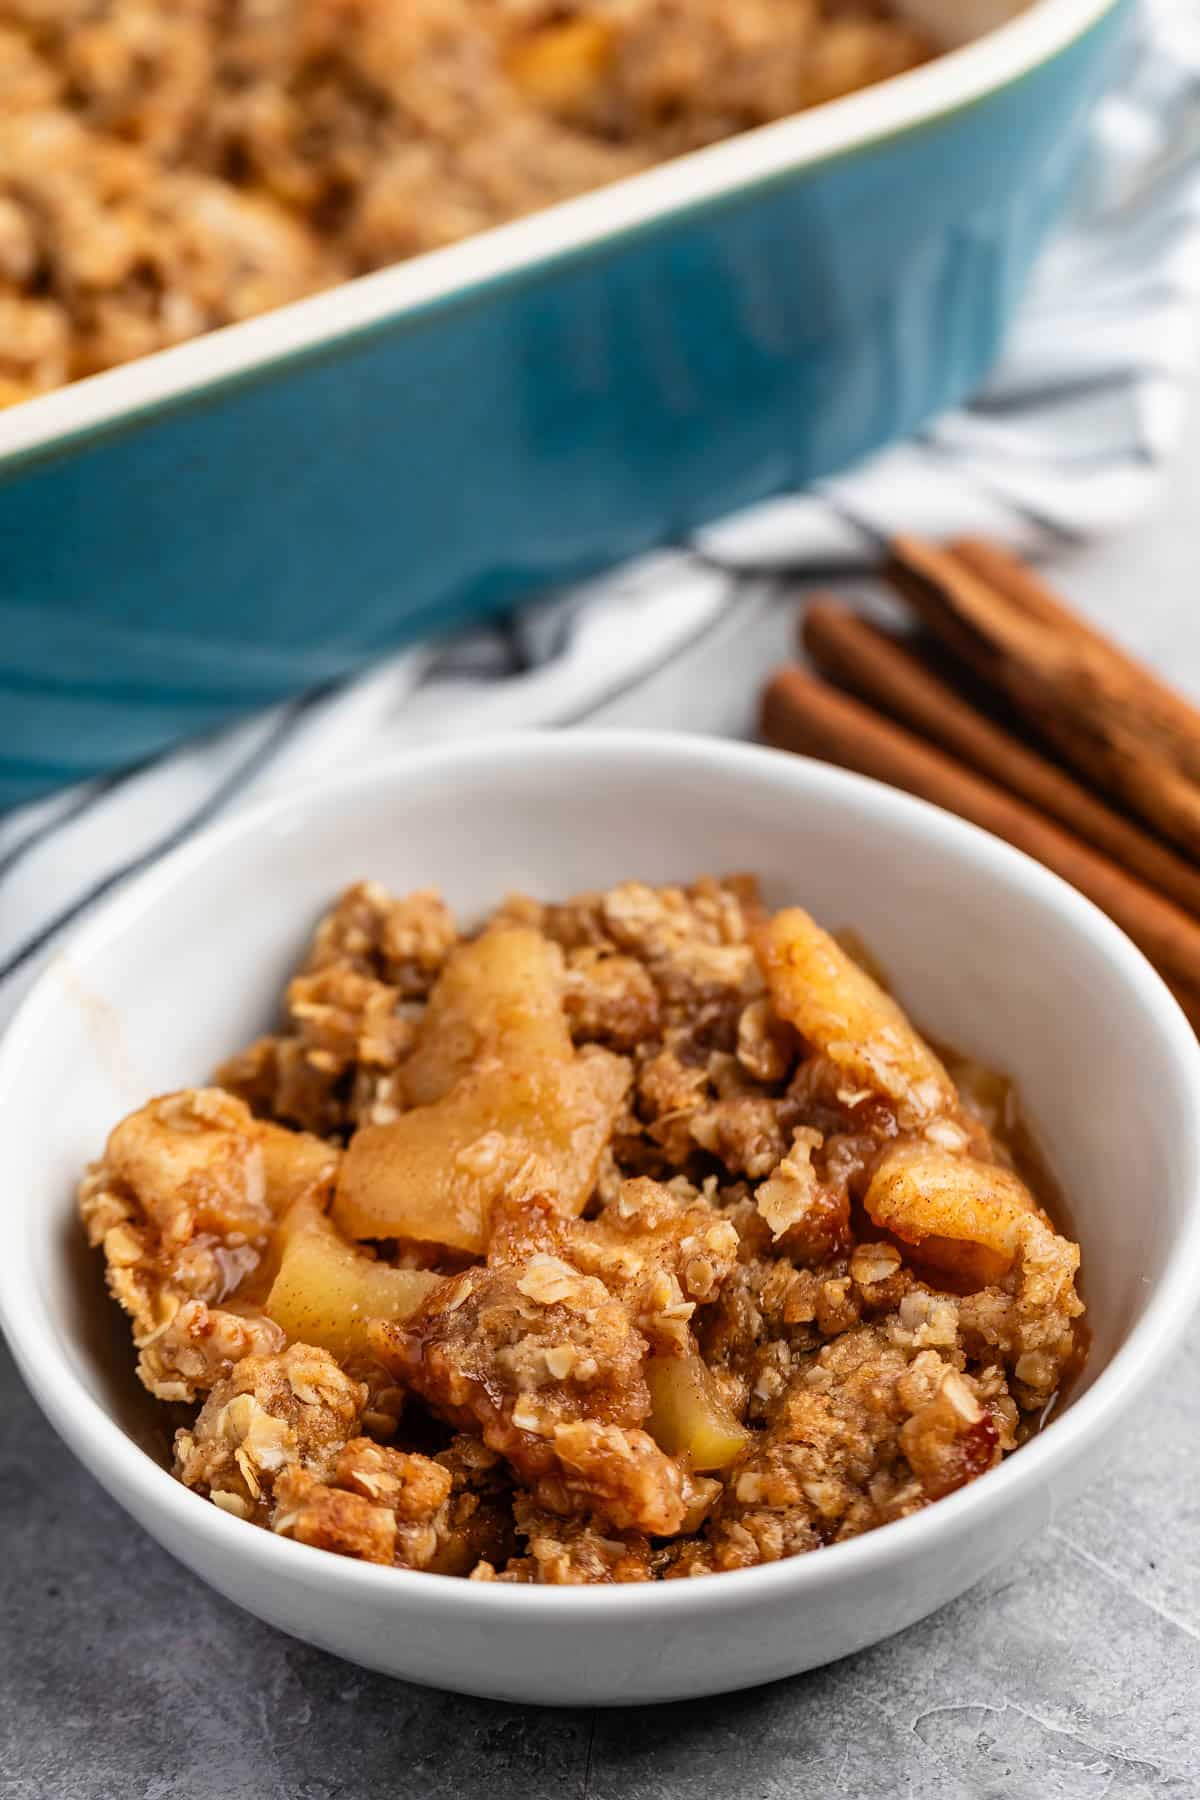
[0,0,1120,477]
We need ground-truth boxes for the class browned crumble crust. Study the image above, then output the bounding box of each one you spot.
[217,882,458,1135]
[478,1492,655,1584]
[79,1086,336,1399]
[369,1229,710,1536]
[0,3,934,403]
[174,1341,367,1519]
[81,874,1084,1583]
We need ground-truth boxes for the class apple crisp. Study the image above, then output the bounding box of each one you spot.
[79,875,1085,1582]
[0,2,935,404]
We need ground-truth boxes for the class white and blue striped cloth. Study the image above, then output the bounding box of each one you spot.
[2,0,1199,1026]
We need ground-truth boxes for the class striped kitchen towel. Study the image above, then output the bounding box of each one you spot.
[2,0,1199,1026]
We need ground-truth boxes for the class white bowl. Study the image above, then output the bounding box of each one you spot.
[2,731,1198,1707]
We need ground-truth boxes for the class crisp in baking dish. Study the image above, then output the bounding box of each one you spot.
[0,0,1128,807]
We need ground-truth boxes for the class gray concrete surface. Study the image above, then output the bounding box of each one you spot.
[4,394,1200,1798]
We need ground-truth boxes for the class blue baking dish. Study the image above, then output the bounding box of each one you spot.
[0,0,1128,809]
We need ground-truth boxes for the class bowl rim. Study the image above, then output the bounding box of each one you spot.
[0,0,1122,477]
[2,727,1197,1620]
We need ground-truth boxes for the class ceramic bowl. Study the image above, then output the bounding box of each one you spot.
[1,730,1197,1705]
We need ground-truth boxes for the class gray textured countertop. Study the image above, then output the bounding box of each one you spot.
[5,390,1200,1799]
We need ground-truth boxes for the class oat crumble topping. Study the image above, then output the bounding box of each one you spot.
[81,874,1085,1582]
[0,2,935,403]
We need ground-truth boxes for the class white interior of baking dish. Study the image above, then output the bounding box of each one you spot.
[895,0,1030,50]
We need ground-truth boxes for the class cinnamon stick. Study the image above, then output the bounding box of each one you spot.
[953,537,1200,736]
[801,599,1200,918]
[885,535,1200,859]
[1165,980,1200,1039]
[956,536,1200,786]
[760,665,1200,1008]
